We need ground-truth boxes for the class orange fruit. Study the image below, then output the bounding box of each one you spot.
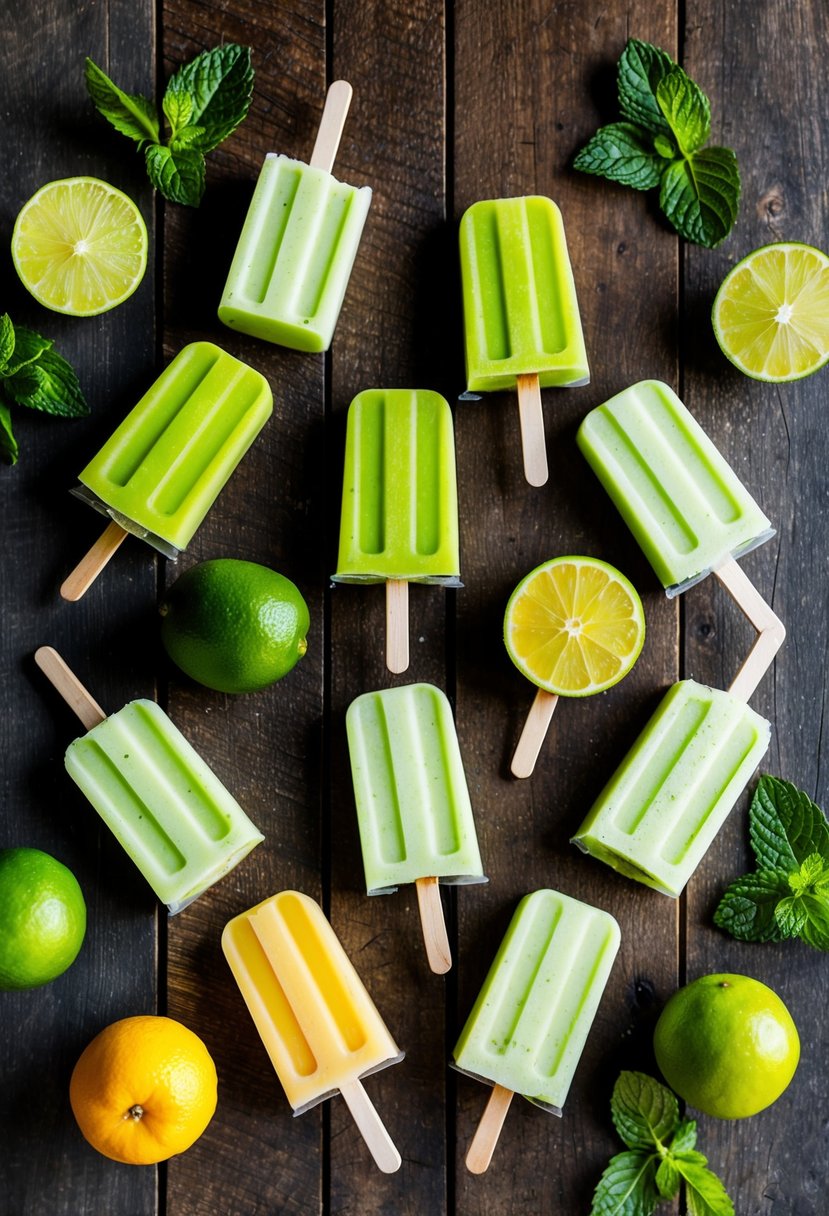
[69,1015,218,1164]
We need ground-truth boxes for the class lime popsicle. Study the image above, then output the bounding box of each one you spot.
[218,81,371,352]
[346,683,486,973]
[571,679,770,896]
[62,341,272,600]
[459,196,589,486]
[222,890,402,1172]
[35,647,263,914]
[332,388,460,673]
[454,889,620,1173]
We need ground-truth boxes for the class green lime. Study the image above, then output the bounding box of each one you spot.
[0,848,87,989]
[653,972,800,1118]
[161,558,310,694]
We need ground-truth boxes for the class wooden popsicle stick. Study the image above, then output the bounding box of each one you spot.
[385,579,410,673]
[309,80,353,173]
[339,1078,402,1173]
[415,876,451,974]
[510,688,559,778]
[516,373,548,487]
[713,555,786,704]
[34,646,106,730]
[60,520,128,602]
[465,1084,514,1174]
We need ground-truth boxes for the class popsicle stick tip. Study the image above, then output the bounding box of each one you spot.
[339,1079,402,1173]
[60,520,128,602]
[416,877,452,974]
[465,1084,514,1174]
[510,689,559,778]
[516,372,548,487]
[385,580,410,674]
[33,645,106,729]
[310,79,354,173]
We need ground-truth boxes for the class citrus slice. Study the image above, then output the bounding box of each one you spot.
[712,242,829,382]
[11,177,148,316]
[504,556,645,697]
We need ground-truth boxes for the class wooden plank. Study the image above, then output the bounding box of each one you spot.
[683,3,829,1211]
[0,1,157,1214]
[160,3,327,1214]
[328,1,451,1211]
[452,2,682,1211]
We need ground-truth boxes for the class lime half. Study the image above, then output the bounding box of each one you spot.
[712,242,829,382]
[12,177,148,316]
[504,556,645,697]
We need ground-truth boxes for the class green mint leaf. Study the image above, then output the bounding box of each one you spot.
[617,39,675,135]
[145,144,206,207]
[796,892,829,950]
[84,57,160,147]
[0,315,15,373]
[750,776,829,871]
[1,325,52,377]
[713,870,791,942]
[668,1119,697,1153]
[655,1157,681,1200]
[169,126,208,152]
[574,123,664,190]
[164,43,253,154]
[789,852,827,894]
[775,895,809,937]
[659,145,740,247]
[4,348,89,418]
[656,65,711,155]
[0,399,18,464]
[654,134,676,158]
[611,1071,679,1151]
[590,1150,660,1216]
[676,1159,735,1216]
[162,88,193,139]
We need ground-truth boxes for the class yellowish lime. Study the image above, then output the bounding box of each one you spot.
[11,177,148,316]
[161,558,310,694]
[712,242,829,381]
[504,556,645,696]
[654,973,800,1119]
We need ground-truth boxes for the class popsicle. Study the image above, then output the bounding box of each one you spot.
[459,195,589,486]
[577,379,785,698]
[453,889,620,1173]
[332,388,461,673]
[61,341,272,601]
[571,679,771,896]
[218,80,371,352]
[222,890,402,1172]
[35,646,263,914]
[346,683,486,974]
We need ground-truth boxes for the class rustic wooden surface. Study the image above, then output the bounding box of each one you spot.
[1,1,826,1214]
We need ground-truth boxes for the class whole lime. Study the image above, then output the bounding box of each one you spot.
[160,559,310,694]
[0,848,87,989]
[653,973,800,1119]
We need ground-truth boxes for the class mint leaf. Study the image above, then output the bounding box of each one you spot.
[169,126,208,152]
[714,870,791,941]
[750,776,829,871]
[84,57,159,147]
[617,39,674,134]
[611,1071,679,1151]
[4,348,89,418]
[676,1159,734,1216]
[590,1151,660,1216]
[659,145,740,248]
[656,66,711,155]
[2,325,52,377]
[145,144,206,207]
[0,400,18,464]
[0,315,15,373]
[669,1119,697,1153]
[164,43,253,154]
[573,123,664,190]
[789,852,828,893]
[162,88,194,140]
[775,895,809,937]
[655,1157,680,1200]
[797,893,829,950]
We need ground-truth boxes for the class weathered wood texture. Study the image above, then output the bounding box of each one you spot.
[2,0,828,1214]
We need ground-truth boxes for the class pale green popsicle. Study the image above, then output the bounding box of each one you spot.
[346,683,485,893]
[459,196,589,392]
[577,380,774,596]
[65,699,264,913]
[332,389,461,584]
[218,154,372,352]
[453,889,620,1114]
[571,680,771,897]
[74,342,272,557]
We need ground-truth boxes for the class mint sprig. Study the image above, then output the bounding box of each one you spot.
[715,775,829,949]
[589,1072,734,1216]
[574,38,740,248]
[85,44,253,207]
[0,315,89,465]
